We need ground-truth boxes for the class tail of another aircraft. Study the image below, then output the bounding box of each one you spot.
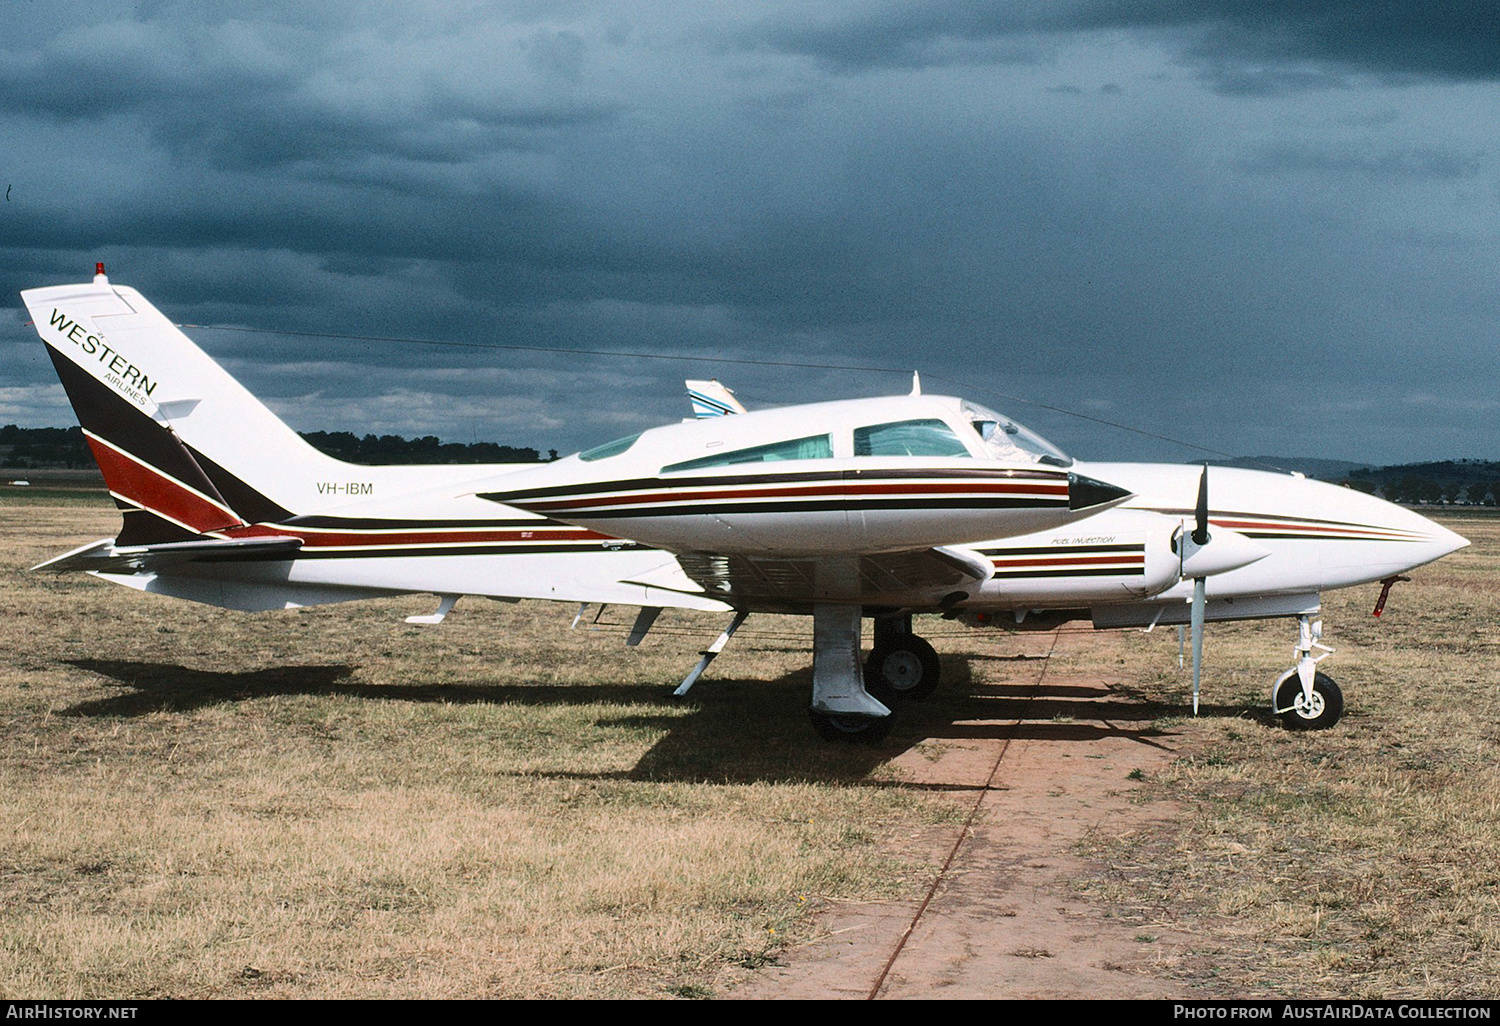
[21,267,508,543]
[685,379,746,418]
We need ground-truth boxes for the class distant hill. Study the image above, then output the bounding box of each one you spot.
[298,431,553,466]
[0,425,554,470]
[0,425,92,469]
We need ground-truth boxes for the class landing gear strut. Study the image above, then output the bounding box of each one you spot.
[806,610,947,742]
[1271,614,1344,730]
[808,604,893,743]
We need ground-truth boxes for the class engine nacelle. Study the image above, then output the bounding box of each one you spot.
[959,509,1185,607]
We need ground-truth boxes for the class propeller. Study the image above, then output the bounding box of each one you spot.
[1188,465,1208,715]
[1192,463,1210,547]
[1174,465,1270,715]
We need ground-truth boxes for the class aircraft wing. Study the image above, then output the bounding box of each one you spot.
[33,535,304,574]
[659,545,994,609]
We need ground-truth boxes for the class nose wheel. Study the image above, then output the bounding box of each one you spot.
[1274,671,1343,730]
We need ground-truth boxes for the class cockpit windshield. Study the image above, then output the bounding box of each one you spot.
[963,402,1073,467]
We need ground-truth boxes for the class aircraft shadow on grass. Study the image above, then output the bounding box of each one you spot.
[62,654,1235,786]
[62,658,674,718]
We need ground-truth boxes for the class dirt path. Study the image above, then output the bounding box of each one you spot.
[738,647,1200,1000]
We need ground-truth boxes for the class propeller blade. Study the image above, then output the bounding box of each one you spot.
[1192,464,1210,547]
[1190,576,1206,715]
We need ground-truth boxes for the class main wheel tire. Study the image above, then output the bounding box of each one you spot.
[1275,672,1344,730]
[809,708,894,744]
[863,635,941,704]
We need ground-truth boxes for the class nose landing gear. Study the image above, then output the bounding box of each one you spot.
[1272,615,1343,729]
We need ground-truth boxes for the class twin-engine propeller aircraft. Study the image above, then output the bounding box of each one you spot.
[21,268,1469,740]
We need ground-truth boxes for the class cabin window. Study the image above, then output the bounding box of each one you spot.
[578,433,642,462]
[853,419,972,458]
[662,434,833,473]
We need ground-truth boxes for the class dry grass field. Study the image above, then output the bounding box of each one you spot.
[1,483,1495,999]
[1080,509,1500,999]
[0,484,957,999]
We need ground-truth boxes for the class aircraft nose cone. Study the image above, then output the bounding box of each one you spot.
[1425,518,1471,560]
[1068,473,1133,511]
[1383,504,1470,570]
[1380,513,1470,578]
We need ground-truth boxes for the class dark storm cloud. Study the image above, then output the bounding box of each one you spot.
[0,9,628,213]
[1176,2,1500,86]
[749,2,1500,86]
[2,2,1497,464]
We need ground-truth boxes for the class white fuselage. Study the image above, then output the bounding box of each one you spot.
[116,458,1465,622]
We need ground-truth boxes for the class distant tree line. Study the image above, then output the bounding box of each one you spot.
[0,425,91,468]
[0,424,555,469]
[1340,460,1500,506]
[298,431,557,465]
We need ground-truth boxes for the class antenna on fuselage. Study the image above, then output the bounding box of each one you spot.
[910,371,922,395]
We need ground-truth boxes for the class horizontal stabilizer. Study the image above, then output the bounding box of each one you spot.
[32,535,303,574]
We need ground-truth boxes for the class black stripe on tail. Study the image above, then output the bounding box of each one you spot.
[46,347,291,541]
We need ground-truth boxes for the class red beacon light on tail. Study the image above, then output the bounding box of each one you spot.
[93,262,108,284]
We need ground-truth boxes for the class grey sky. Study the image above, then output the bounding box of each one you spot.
[3,2,1497,464]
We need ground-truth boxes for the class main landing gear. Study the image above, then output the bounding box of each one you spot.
[1271,614,1344,730]
[864,614,941,705]
[808,610,942,743]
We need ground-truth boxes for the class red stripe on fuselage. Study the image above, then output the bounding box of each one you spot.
[992,555,1145,568]
[1211,518,1416,539]
[528,480,1070,512]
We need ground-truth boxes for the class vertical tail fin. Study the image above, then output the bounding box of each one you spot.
[22,270,341,532]
[685,379,746,418]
